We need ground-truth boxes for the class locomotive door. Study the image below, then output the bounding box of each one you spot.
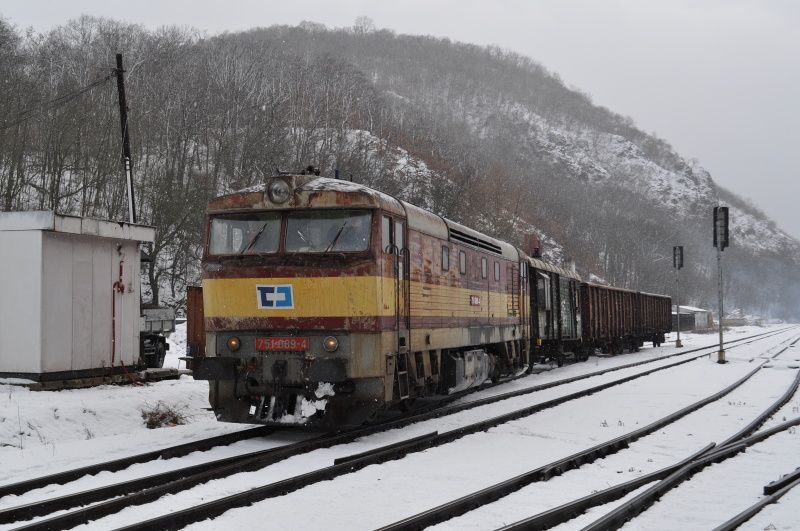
[517,261,530,364]
[382,215,410,358]
[394,219,410,354]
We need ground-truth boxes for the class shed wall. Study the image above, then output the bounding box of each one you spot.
[0,230,43,373]
[40,233,141,372]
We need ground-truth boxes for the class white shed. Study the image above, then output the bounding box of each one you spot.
[672,305,714,331]
[0,211,155,381]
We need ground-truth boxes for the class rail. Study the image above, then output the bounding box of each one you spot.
[377,332,800,531]
[498,334,800,531]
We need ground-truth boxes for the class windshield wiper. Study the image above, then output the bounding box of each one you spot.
[296,229,310,246]
[240,222,269,254]
[324,220,348,252]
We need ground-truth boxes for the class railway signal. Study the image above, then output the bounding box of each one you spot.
[673,245,684,348]
[713,206,729,363]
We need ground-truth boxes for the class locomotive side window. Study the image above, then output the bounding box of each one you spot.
[209,212,281,255]
[459,250,467,275]
[442,245,450,271]
[286,209,372,252]
[382,215,392,253]
[394,220,405,251]
[494,261,500,281]
[481,257,487,279]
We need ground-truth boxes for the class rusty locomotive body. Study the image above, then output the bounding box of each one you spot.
[193,173,670,428]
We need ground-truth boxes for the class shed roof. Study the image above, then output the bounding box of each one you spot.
[673,305,710,314]
[0,211,155,242]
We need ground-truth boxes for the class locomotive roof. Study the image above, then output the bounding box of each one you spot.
[527,257,582,281]
[443,218,520,260]
[209,176,407,215]
[212,175,521,260]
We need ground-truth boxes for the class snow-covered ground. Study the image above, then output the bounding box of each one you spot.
[0,325,798,531]
[0,322,251,486]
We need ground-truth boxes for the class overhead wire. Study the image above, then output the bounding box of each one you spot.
[0,70,116,132]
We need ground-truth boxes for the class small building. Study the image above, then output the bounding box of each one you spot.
[672,305,713,331]
[0,211,154,381]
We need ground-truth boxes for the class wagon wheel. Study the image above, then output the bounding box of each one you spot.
[398,397,416,412]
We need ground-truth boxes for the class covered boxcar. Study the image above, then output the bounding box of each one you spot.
[528,258,586,365]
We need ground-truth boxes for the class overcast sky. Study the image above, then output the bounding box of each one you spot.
[3,1,798,239]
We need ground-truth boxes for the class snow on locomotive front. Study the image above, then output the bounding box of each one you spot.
[194,174,530,427]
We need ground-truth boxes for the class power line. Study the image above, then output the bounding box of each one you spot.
[0,72,115,132]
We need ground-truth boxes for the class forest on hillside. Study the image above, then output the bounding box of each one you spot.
[1,15,798,318]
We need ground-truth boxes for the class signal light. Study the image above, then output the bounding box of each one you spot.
[713,206,729,251]
[227,336,241,352]
[673,246,683,270]
[323,336,339,352]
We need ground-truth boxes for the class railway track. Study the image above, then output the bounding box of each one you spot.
[434,333,800,531]
[572,337,800,531]
[375,332,800,531]
[579,417,800,531]
[712,465,800,531]
[4,325,788,505]
[2,326,795,530]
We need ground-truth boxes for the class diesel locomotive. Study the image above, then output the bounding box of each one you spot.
[193,173,670,428]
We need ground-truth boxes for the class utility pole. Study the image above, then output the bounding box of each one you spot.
[673,245,684,348]
[713,206,729,364]
[115,53,137,224]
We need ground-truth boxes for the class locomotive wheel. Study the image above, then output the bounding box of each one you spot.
[154,341,166,368]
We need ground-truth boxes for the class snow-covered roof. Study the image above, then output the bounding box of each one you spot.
[527,257,581,280]
[672,305,710,314]
[0,211,155,242]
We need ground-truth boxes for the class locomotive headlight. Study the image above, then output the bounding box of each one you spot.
[227,336,241,352]
[267,179,291,204]
[323,336,339,352]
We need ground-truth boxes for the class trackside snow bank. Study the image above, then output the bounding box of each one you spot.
[0,322,255,486]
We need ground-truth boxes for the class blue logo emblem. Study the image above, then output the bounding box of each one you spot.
[256,284,294,309]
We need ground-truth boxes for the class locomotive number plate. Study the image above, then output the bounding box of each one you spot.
[255,337,309,351]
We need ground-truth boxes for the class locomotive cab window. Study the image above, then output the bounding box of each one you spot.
[459,250,467,275]
[494,261,500,281]
[442,245,450,271]
[209,212,281,255]
[481,257,487,279]
[286,209,372,253]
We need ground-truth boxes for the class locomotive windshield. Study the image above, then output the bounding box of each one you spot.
[286,209,371,253]
[209,212,281,255]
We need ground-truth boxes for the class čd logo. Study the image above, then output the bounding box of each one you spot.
[256,284,294,309]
